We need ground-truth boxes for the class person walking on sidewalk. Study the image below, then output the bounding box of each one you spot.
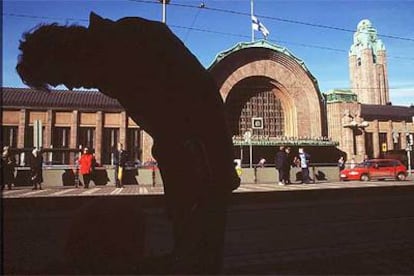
[2,146,16,190]
[79,147,95,189]
[28,148,43,190]
[298,147,311,184]
[283,147,292,184]
[113,143,127,187]
[275,146,287,186]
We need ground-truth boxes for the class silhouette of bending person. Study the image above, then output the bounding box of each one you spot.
[16,12,240,274]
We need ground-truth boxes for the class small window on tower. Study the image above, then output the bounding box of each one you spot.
[373,55,376,64]
[357,57,361,66]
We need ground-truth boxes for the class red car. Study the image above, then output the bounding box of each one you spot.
[340,159,407,181]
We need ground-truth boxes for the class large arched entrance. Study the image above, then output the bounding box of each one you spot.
[225,76,286,137]
[209,40,326,140]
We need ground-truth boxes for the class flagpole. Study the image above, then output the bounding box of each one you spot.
[251,0,254,42]
[162,0,166,23]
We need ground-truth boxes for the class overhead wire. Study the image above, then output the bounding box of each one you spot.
[5,12,413,62]
[126,0,414,42]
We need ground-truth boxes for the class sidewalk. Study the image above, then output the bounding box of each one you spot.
[2,178,413,199]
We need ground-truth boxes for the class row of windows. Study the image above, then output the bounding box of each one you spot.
[2,126,141,165]
[356,55,376,66]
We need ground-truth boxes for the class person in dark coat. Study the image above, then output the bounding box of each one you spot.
[275,146,287,185]
[2,146,16,190]
[283,147,292,184]
[28,148,43,190]
[113,142,127,187]
[16,13,240,274]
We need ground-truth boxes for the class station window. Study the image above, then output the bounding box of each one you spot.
[102,128,119,165]
[78,127,95,150]
[2,126,18,148]
[127,128,141,163]
[24,125,45,148]
[51,127,70,164]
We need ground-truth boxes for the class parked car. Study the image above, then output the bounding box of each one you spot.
[340,159,407,181]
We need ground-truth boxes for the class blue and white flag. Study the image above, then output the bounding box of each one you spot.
[251,15,270,38]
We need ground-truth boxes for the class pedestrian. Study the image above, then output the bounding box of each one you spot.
[78,147,95,189]
[350,157,356,169]
[283,147,292,184]
[2,146,16,190]
[234,159,242,177]
[257,158,266,168]
[338,156,345,171]
[28,148,43,190]
[113,143,127,187]
[275,146,287,185]
[298,147,311,184]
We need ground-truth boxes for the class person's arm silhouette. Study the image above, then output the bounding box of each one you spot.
[17,12,240,274]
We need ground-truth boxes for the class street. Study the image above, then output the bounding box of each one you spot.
[3,178,414,274]
[2,178,413,199]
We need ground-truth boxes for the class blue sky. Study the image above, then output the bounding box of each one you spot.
[3,0,414,106]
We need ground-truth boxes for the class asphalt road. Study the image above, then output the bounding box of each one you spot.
[3,178,414,274]
[2,178,414,199]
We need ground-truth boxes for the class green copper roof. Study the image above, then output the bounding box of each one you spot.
[324,89,358,103]
[208,40,314,77]
[349,19,386,57]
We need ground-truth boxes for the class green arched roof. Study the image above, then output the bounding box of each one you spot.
[208,40,317,83]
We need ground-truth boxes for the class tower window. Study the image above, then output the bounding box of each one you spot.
[373,55,376,64]
[357,57,361,66]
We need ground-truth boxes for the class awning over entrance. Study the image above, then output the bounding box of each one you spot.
[232,137,339,147]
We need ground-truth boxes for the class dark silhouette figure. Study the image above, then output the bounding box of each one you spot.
[92,168,110,186]
[62,169,76,186]
[315,170,327,181]
[27,148,43,190]
[283,147,292,184]
[2,146,16,190]
[274,146,287,185]
[113,142,127,187]
[16,12,240,274]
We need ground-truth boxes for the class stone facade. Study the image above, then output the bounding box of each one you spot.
[1,88,155,165]
[209,40,326,140]
[349,19,389,105]
[2,20,413,167]
[326,20,414,162]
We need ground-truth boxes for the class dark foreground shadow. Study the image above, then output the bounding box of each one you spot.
[93,169,110,185]
[62,169,76,186]
[123,168,139,185]
[60,198,146,274]
[14,170,32,186]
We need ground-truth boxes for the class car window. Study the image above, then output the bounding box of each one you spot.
[356,162,366,168]
[377,161,389,168]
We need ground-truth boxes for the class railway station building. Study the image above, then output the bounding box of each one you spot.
[2,19,413,166]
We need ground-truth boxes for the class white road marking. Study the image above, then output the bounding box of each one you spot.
[110,188,124,195]
[81,187,101,195]
[139,187,149,194]
[50,188,77,196]
[20,189,48,197]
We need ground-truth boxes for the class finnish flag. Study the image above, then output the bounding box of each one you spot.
[251,15,270,38]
